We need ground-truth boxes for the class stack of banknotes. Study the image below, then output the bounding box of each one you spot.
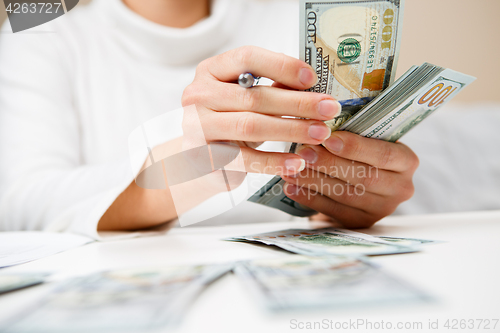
[248,0,476,217]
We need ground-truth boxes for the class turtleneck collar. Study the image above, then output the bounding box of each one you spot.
[97,0,241,66]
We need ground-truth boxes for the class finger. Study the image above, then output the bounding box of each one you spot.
[271,82,293,90]
[197,81,340,120]
[295,145,401,195]
[206,46,317,90]
[282,183,384,229]
[282,170,380,211]
[220,146,306,176]
[202,112,331,145]
[323,131,420,172]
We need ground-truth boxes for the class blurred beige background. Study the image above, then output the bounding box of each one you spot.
[1,0,498,102]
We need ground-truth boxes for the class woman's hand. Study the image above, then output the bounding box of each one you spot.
[282,131,419,228]
[181,46,341,177]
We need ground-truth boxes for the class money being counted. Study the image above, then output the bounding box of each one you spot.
[248,0,406,216]
[301,0,405,131]
[248,1,475,217]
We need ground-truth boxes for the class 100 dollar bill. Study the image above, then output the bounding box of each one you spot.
[249,0,405,216]
[301,0,405,130]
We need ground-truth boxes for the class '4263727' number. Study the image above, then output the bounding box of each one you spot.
[5,3,63,14]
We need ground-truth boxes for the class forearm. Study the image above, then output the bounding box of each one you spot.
[98,138,224,231]
[98,181,177,231]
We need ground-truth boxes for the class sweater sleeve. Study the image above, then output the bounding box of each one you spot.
[0,24,146,240]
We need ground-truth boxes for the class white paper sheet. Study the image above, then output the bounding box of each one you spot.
[0,232,93,268]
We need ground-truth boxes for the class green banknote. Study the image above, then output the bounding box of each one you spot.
[226,227,423,256]
[300,0,405,130]
[0,273,48,294]
[340,63,476,141]
[248,0,405,216]
[1,265,232,333]
[234,255,428,311]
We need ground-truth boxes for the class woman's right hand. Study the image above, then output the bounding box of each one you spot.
[181,46,341,178]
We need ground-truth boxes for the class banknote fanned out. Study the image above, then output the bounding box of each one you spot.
[339,63,476,141]
[225,227,430,256]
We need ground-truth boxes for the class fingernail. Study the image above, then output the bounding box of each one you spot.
[285,158,306,173]
[299,68,316,86]
[325,135,344,152]
[318,100,342,119]
[309,124,331,141]
[285,183,301,195]
[297,147,318,164]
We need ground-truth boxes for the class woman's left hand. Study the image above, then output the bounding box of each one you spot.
[282,131,419,228]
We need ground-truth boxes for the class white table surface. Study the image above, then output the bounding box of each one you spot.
[1,210,499,333]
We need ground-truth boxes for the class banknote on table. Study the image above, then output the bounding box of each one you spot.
[376,236,441,247]
[248,0,405,216]
[226,227,429,256]
[1,264,232,333]
[0,273,49,294]
[234,255,428,311]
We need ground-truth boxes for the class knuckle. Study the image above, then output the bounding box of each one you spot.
[379,202,398,219]
[408,151,420,171]
[285,119,306,143]
[379,145,395,169]
[241,88,262,111]
[324,200,342,219]
[360,171,379,189]
[296,94,315,117]
[235,113,256,138]
[276,53,288,77]
[181,83,210,107]
[401,181,415,201]
[234,46,255,69]
[324,154,339,176]
[346,137,363,160]
[181,84,198,106]
[196,58,210,74]
[264,154,276,171]
[341,186,360,205]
